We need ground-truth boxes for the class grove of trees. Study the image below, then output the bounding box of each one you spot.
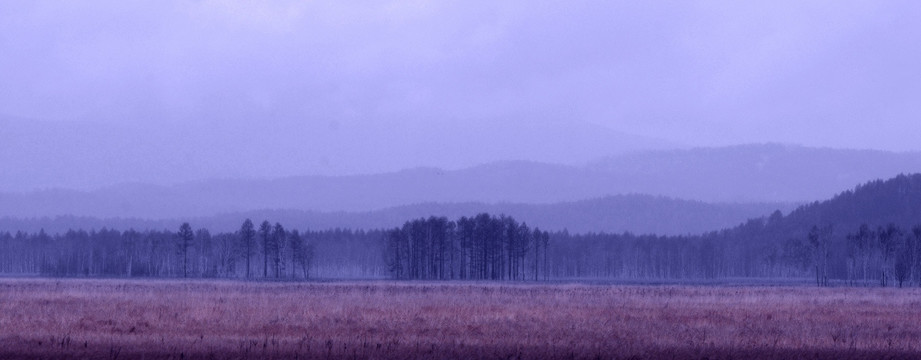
[0,219,320,280]
[384,214,550,280]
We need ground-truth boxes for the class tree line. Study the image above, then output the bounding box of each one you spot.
[384,214,550,280]
[2,173,920,287]
[538,219,921,287]
[809,223,921,288]
[4,217,921,287]
[0,219,324,279]
[4,218,921,287]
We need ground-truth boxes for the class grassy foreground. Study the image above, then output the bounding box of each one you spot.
[1,279,920,359]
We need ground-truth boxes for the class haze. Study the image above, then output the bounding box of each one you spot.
[1,1,920,193]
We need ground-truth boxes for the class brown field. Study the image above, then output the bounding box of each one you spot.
[1,279,920,359]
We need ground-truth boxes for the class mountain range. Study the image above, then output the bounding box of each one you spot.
[0,195,788,236]
[2,143,919,219]
[0,115,672,192]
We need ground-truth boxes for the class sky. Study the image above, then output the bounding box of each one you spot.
[1,1,921,191]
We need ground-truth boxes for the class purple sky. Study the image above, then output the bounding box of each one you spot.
[1,1,920,191]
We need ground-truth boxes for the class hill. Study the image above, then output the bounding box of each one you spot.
[0,195,789,236]
[589,144,921,203]
[0,115,671,192]
[545,173,921,282]
[2,144,919,220]
[731,172,921,240]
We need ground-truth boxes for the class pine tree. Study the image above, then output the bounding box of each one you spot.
[272,223,285,278]
[238,219,257,278]
[176,223,194,278]
[260,220,272,278]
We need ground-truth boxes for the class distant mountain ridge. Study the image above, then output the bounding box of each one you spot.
[589,143,921,202]
[0,195,790,236]
[0,115,673,192]
[1,144,919,219]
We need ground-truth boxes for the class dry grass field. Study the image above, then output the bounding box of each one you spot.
[1,279,920,359]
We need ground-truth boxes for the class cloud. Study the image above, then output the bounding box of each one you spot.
[0,1,919,151]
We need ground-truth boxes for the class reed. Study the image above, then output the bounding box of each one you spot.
[1,278,919,359]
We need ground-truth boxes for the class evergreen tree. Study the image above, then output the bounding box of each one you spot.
[176,223,194,278]
[272,222,285,278]
[238,219,257,278]
[259,220,272,278]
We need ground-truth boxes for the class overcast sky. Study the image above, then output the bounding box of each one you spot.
[1,1,920,152]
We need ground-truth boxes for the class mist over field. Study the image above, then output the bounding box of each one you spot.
[3,2,921,358]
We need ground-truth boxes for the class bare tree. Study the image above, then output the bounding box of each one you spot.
[214,233,236,277]
[285,229,315,280]
[846,224,874,286]
[807,225,832,287]
[877,224,902,287]
[195,228,212,277]
[122,229,140,277]
[914,226,921,287]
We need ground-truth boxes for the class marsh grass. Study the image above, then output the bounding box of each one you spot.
[1,278,920,359]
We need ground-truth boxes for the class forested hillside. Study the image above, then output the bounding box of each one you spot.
[550,174,921,284]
